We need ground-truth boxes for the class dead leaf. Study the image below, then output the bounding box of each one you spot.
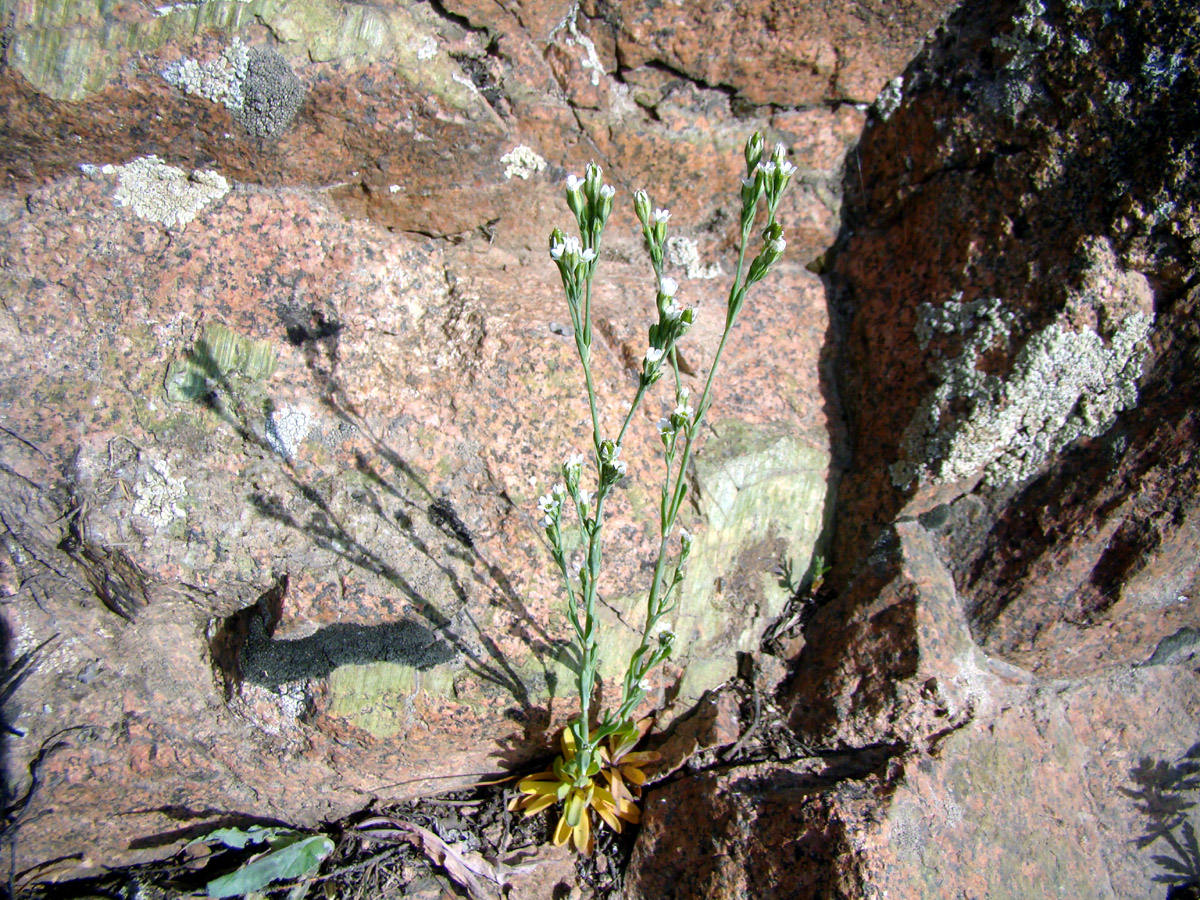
[356,816,503,900]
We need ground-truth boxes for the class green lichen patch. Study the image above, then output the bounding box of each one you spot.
[326,661,418,738]
[6,0,267,101]
[8,0,493,119]
[165,322,277,402]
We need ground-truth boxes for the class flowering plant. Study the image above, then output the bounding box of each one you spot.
[512,133,794,852]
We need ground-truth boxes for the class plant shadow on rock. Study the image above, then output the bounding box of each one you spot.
[184,312,557,752]
[210,574,457,693]
[1124,742,1200,899]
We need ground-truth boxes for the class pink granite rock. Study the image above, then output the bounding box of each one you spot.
[0,148,835,877]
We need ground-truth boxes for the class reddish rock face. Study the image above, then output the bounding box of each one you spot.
[0,158,840,877]
[607,0,951,107]
[637,521,1200,900]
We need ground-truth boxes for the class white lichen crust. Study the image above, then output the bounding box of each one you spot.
[666,236,723,280]
[891,242,1155,489]
[111,156,230,229]
[266,405,313,460]
[161,38,250,111]
[133,459,188,528]
[500,145,546,180]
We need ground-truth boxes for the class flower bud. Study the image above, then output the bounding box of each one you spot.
[566,175,586,223]
[549,227,568,259]
[563,452,585,491]
[583,163,603,204]
[745,132,765,175]
[634,189,652,227]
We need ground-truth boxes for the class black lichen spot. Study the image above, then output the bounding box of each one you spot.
[236,47,305,138]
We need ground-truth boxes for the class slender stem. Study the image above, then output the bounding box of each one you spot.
[694,231,751,423]
[616,384,647,448]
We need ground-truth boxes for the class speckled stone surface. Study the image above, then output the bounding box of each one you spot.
[3,0,1197,894]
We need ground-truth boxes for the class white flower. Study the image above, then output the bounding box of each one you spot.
[645,347,664,364]
[566,174,584,191]
[663,301,682,322]
[538,493,560,517]
[580,247,597,262]
[552,482,567,498]
[612,460,627,477]
[674,402,694,419]
[660,277,678,298]
[638,677,653,691]
[600,184,615,199]
[551,235,588,262]
[653,208,670,223]
[567,452,585,470]
[578,490,594,508]
[778,160,797,178]
[678,386,691,404]
[680,528,693,553]
[656,418,673,436]
[770,236,787,254]
[756,161,777,177]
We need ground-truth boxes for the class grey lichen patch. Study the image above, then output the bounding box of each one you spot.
[892,242,1155,489]
[110,156,230,229]
[164,322,278,402]
[164,40,303,137]
[874,75,905,122]
[973,0,1056,119]
[132,459,188,528]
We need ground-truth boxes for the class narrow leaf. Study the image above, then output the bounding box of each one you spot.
[206,835,334,898]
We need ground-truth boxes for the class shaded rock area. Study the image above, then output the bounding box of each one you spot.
[1,0,1197,898]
